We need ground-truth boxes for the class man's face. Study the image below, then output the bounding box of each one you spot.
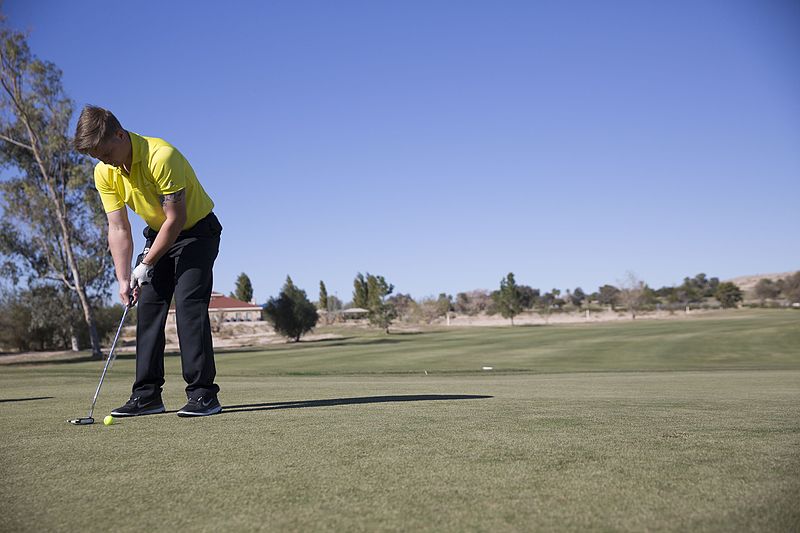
[90,130,127,167]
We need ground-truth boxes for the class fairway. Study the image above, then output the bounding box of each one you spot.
[2,310,799,532]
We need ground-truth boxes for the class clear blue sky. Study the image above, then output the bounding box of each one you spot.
[5,1,799,303]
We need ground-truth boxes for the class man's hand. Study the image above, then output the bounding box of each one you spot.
[130,262,154,289]
[119,281,133,306]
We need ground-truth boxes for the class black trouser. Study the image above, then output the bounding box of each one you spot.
[132,212,222,401]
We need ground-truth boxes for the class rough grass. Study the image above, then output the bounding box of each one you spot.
[1,309,799,532]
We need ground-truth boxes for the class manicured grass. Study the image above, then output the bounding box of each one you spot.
[209,309,800,375]
[1,310,799,531]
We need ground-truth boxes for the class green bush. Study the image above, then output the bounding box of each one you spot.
[715,282,743,309]
[263,277,318,342]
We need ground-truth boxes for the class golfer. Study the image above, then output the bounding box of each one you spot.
[74,105,222,417]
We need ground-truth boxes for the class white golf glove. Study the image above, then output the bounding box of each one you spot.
[130,262,154,289]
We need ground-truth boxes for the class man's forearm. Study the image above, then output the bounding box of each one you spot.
[143,216,185,265]
[108,227,133,283]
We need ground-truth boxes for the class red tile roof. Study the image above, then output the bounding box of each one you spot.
[169,293,261,312]
[209,294,261,310]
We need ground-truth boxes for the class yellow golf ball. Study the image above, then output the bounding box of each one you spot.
[103,415,114,426]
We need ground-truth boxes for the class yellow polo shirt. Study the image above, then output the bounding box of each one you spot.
[94,132,214,231]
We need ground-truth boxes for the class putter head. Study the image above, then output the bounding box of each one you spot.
[68,417,94,425]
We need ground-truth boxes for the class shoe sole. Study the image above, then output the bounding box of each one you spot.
[110,406,166,417]
[176,405,222,417]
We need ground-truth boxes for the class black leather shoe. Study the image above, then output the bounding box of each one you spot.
[110,396,166,417]
[177,396,222,417]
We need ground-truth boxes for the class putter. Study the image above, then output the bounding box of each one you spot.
[68,295,134,425]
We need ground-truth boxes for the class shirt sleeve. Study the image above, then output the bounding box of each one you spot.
[149,146,187,195]
[93,164,124,213]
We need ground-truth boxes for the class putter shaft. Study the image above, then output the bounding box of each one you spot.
[85,301,132,420]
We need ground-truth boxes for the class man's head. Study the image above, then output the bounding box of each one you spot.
[74,105,129,167]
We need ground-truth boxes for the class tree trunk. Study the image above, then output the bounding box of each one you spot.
[68,323,79,351]
[23,122,103,360]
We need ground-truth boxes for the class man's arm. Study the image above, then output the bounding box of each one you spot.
[142,189,187,266]
[107,208,134,304]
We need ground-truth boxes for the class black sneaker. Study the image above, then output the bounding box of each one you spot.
[110,396,166,417]
[177,396,222,417]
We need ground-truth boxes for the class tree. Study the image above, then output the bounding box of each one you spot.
[386,293,416,322]
[571,287,586,307]
[0,24,113,358]
[417,296,442,324]
[318,280,328,310]
[436,293,452,317]
[618,272,648,319]
[351,272,395,328]
[233,272,253,303]
[778,272,800,303]
[706,277,720,298]
[416,293,453,324]
[454,290,492,315]
[366,273,395,333]
[694,273,709,296]
[680,273,718,302]
[352,273,368,308]
[0,286,127,352]
[754,278,781,303]
[550,288,563,308]
[26,284,83,350]
[351,272,396,331]
[493,272,522,326]
[675,282,700,312]
[0,288,43,351]
[262,276,318,342]
[517,285,540,310]
[597,285,620,309]
[536,292,554,324]
[654,285,680,310]
[715,282,743,309]
[327,294,343,311]
[454,292,470,314]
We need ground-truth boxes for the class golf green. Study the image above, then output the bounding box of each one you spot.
[2,310,798,531]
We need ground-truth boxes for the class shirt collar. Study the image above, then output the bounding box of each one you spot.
[128,131,144,166]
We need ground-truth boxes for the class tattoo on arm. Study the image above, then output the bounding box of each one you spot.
[159,189,185,206]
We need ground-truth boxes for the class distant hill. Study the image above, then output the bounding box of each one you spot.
[725,271,798,294]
